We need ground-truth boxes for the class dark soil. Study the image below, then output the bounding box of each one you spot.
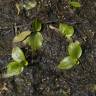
[0,0,96,96]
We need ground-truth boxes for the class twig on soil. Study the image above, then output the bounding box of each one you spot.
[49,25,59,32]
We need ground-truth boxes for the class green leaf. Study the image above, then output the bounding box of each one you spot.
[24,32,43,51]
[59,23,67,35]
[12,47,26,63]
[59,23,74,38]
[69,1,81,8]
[58,56,77,70]
[23,0,37,10]
[13,31,31,43]
[68,41,82,59]
[32,19,42,32]
[6,62,24,77]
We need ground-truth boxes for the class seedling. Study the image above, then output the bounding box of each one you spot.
[13,19,43,51]
[58,41,82,70]
[23,19,43,51]
[49,23,82,70]
[5,19,43,77]
[5,47,28,77]
[57,23,82,70]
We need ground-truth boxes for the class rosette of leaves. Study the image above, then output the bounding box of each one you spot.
[58,41,82,70]
[6,47,28,77]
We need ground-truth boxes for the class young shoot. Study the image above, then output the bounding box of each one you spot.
[6,47,28,77]
[13,19,43,52]
[58,22,82,70]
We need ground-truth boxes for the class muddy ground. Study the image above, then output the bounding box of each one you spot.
[0,0,96,96]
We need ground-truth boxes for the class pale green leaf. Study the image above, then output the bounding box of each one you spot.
[58,56,77,70]
[68,41,82,59]
[32,19,42,32]
[13,31,31,43]
[69,1,81,8]
[59,23,74,38]
[12,47,26,63]
[6,62,24,77]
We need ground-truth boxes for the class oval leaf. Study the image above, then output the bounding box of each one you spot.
[13,31,31,43]
[69,1,81,8]
[32,19,42,32]
[24,32,43,51]
[58,56,77,70]
[12,47,26,63]
[68,41,82,59]
[59,23,67,35]
[59,23,74,38]
[65,25,74,38]
[6,62,24,77]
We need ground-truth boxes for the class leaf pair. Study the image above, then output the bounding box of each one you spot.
[13,19,43,51]
[58,41,82,70]
[6,47,28,77]
[59,23,74,39]
[24,19,43,51]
